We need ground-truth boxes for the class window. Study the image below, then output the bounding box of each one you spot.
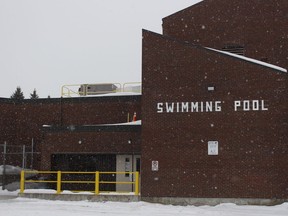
[125,158,130,177]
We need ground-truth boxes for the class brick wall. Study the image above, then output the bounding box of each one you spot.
[141,30,288,199]
[162,0,288,69]
[40,126,141,170]
[0,99,17,144]
[0,96,141,169]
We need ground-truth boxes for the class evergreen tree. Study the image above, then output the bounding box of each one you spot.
[30,89,39,99]
[10,86,25,100]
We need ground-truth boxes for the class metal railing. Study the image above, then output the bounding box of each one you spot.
[122,82,142,93]
[61,82,141,97]
[20,170,140,195]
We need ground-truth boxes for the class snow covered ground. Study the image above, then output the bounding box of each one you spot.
[0,165,22,175]
[0,188,288,216]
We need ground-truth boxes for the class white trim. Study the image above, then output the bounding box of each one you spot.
[206,47,287,73]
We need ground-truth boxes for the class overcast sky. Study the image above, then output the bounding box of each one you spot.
[0,0,202,98]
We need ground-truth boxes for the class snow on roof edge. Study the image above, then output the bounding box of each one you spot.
[89,120,142,126]
[205,47,287,73]
[87,92,141,97]
[42,120,142,128]
[65,92,141,98]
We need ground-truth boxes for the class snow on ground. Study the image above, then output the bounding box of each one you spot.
[0,187,18,196]
[0,197,287,216]
[1,188,288,216]
[0,165,22,175]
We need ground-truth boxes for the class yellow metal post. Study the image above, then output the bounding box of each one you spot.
[20,170,25,194]
[95,171,100,195]
[61,86,64,97]
[134,172,139,195]
[57,171,61,194]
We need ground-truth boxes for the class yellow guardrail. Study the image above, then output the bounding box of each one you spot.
[61,82,141,97]
[20,171,140,195]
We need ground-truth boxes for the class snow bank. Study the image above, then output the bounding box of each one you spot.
[1,187,288,216]
[0,197,287,216]
[0,165,22,175]
[0,186,18,195]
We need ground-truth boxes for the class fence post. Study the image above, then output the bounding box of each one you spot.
[20,170,25,194]
[134,172,139,195]
[57,171,61,194]
[95,171,100,195]
[2,142,7,190]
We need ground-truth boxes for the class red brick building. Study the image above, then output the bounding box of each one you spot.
[0,96,141,185]
[141,0,287,204]
[0,0,287,205]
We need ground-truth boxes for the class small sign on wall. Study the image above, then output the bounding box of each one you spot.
[151,160,159,171]
[208,141,218,155]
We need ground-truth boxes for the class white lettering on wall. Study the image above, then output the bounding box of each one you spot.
[176,102,180,113]
[252,100,259,110]
[243,100,250,111]
[234,100,268,111]
[215,101,222,112]
[234,101,241,111]
[200,102,204,112]
[157,100,268,113]
[262,100,268,111]
[191,102,198,112]
[166,103,174,113]
[157,101,222,113]
[157,103,163,113]
[206,102,213,112]
[182,102,189,112]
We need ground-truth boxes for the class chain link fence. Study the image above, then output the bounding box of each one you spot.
[1,141,38,190]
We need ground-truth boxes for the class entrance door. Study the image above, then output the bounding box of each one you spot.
[116,155,140,192]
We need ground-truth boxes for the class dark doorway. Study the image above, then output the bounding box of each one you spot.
[51,154,116,192]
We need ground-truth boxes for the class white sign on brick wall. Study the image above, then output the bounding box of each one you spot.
[151,160,159,171]
[208,141,218,155]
